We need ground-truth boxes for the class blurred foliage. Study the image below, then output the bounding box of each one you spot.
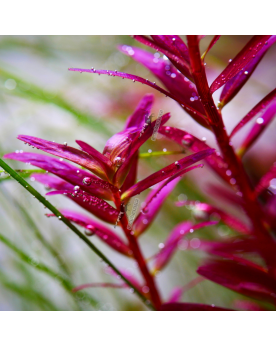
[0,35,275,310]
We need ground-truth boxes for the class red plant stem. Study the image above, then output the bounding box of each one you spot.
[113,191,162,309]
[187,36,276,274]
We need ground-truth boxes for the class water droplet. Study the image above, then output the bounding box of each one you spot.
[226,170,232,176]
[230,178,236,185]
[256,117,264,124]
[158,243,165,249]
[114,157,123,167]
[142,286,150,294]
[74,186,80,191]
[82,177,92,186]
[181,134,193,147]
[244,71,248,75]
[63,142,67,146]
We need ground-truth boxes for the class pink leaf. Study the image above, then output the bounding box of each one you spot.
[159,126,232,185]
[4,152,115,200]
[230,88,276,138]
[197,259,276,304]
[237,101,276,157]
[119,45,208,127]
[17,135,109,180]
[176,200,250,234]
[124,94,154,130]
[68,67,205,123]
[48,210,132,256]
[132,35,192,79]
[121,150,211,201]
[159,302,233,311]
[46,189,119,224]
[133,176,182,236]
[210,36,271,94]
[220,36,276,107]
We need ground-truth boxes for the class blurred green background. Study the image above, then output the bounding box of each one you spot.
[0,36,276,310]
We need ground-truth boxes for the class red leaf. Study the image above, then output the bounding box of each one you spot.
[197,259,276,304]
[220,36,276,107]
[210,36,271,94]
[230,88,276,138]
[17,135,109,180]
[159,302,233,311]
[121,149,214,200]
[159,126,233,185]
[237,101,276,157]
[48,210,132,256]
[176,200,250,234]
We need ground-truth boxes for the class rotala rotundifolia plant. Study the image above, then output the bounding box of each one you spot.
[2,35,276,311]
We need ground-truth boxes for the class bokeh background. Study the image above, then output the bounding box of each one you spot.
[0,35,276,310]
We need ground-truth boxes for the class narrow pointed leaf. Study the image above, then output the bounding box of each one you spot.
[231,88,276,138]
[176,200,250,234]
[159,302,233,311]
[237,101,276,157]
[220,36,276,107]
[120,45,208,128]
[153,221,216,272]
[48,210,132,257]
[133,176,181,236]
[210,35,271,94]
[121,152,210,201]
[75,140,113,178]
[202,35,221,60]
[151,35,190,64]
[4,152,115,200]
[68,68,205,122]
[46,189,119,224]
[17,135,109,180]
[159,126,232,184]
[197,259,276,304]
[113,113,171,188]
[124,94,154,130]
[133,35,192,79]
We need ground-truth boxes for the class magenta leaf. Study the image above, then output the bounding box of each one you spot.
[4,152,115,200]
[119,45,208,127]
[132,35,192,79]
[159,302,233,311]
[124,94,154,130]
[176,200,250,234]
[210,35,271,94]
[46,189,119,224]
[133,176,182,237]
[68,67,206,124]
[48,210,132,257]
[17,135,109,180]
[151,35,190,64]
[121,149,212,201]
[159,126,233,184]
[75,140,113,178]
[220,36,276,107]
[197,259,276,304]
[237,101,276,157]
[113,113,171,188]
[202,35,221,60]
[152,221,216,272]
[230,88,276,138]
